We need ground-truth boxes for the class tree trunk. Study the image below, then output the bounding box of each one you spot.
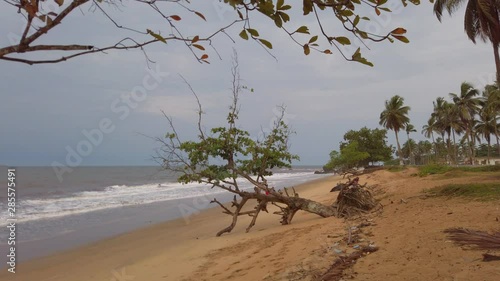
[395,130,403,165]
[494,117,500,157]
[447,134,452,165]
[432,132,438,161]
[487,138,491,165]
[494,41,500,87]
[286,196,337,217]
[452,130,458,165]
[467,124,475,166]
[407,132,413,165]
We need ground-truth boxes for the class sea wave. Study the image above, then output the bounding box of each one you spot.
[0,172,326,226]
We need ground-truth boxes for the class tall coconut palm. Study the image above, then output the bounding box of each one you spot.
[450,82,481,164]
[379,95,411,165]
[422,116,439,160]
[405,123,417,164]
[434,0,500,85]
[433,98,456,164]
[482,84,500,155]
[475,109,496,162]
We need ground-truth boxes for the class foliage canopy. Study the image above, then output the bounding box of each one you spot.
[1,0,421,65]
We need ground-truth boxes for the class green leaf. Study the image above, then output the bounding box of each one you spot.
[258,0,275,16]
[279,11,290,22]
[353,57,374,67]
[303,44,310,55]
[340,10,354,17]
[379,7,391,12]
[353,15,360,26]
[353,47,361,58]
[303,0,313,15]
[147,29,167,43]
[309,35,318,44]
[237,10,244,20]
[259,39,273,49]
[239,29,249,40]
[280,5,292,10]
[295,26,310,34]
[247,28,259,37]
[274,15,283,28]
[277,0,284,9]
[333,37,351,45]
[358,31,369,39]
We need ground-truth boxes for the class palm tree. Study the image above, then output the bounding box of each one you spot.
[405,123,417,164]
[434,0,500,85]
[450,82,480,164]
[482,84,500,155]
[433,98,457,164]
[380,95,411,165]
[422,116,439,160]
[475,109,496,163]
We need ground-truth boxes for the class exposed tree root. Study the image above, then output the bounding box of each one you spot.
[317,245,379,281]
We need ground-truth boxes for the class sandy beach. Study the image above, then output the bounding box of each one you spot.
[1,168,499,281]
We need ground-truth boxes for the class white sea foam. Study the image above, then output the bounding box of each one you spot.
[0,172,326,226]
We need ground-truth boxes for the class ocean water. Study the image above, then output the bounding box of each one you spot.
[0,165,329,262]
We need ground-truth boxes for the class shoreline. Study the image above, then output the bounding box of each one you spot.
[0,174,336,268]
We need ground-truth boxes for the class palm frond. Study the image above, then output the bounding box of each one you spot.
[444,227,500,250]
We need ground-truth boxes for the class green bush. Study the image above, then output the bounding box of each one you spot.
[384,159,400,166]
[386,165,406,172]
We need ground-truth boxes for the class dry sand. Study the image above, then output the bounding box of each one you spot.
[1,169,499,281]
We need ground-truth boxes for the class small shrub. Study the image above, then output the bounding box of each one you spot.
[386,165,406,172]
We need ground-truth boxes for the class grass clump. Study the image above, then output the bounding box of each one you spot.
[458,165,500,173]
[418,164,500,177]
[386,165,406,172]
[426,183,500,201]
[418,164,452,176]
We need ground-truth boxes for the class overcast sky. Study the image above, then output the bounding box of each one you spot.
[0,0,496,167]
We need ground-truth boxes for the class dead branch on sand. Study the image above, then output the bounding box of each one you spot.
[317,245,379,281]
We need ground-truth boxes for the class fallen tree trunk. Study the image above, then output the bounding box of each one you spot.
[211,178,377,236]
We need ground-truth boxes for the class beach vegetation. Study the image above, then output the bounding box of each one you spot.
[426,183,500,201]
[323,141,369,172]
[155,52,377,236]
[379,95,411,166]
